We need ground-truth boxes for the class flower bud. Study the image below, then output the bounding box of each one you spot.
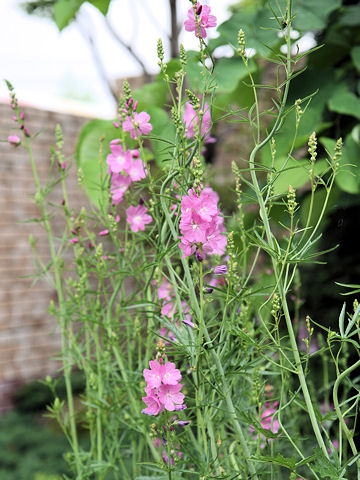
[7,135,21,146]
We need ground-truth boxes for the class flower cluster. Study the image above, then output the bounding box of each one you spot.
[142,360,186,415]
[183,102,215,144]
[107,96,153,232]
[184,2,217,39]
[179,186,226,258]
[107,141,147,205]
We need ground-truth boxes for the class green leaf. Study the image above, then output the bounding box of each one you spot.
[262,70,344,167]
[311,448,342,479]
[133,82,167,110]
[75,119,119,208]
[269,156,328,195]
[351,46,360,73]
[292,0,342,31]
[300,184,340,235]
[88,0,111,15]
[338,5,360,27]
[53,0,84,31]
[218,6,280,57]
[328,89,360,120]
[320,131,360,194]
[252,453,296,470]
[185,50,211,91]
[214,57,255,93]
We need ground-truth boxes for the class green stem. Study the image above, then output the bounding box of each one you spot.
[25,137,82,475]
[333,359,360,477]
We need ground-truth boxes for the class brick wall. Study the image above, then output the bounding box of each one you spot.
[0,102,91,411]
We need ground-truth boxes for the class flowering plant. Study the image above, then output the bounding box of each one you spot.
[5,1,360,479]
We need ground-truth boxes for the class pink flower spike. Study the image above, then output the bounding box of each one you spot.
[158,384,185,412]
[162,361,182,385]
[143,360,164,389]
[126,204,152,232]
[98,229,109,236]
[8,135,21,146]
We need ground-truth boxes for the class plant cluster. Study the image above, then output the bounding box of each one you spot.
[4,1,360,479]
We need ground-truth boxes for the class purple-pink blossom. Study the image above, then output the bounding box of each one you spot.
[126,204,152,232]
[127,158,147,181]
[143,360,165,389]
[123,111,152,139]
[183,102,215,143]
[8,135,21,146]
[158,384,185,412]
[184,2,217,39]
[214,265,228,275]
[110,173,131,205]
[179,186,226,258]
[142,359,185,415]
[107,143,131,174]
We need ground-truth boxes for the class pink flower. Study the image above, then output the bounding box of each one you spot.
[162,362,182,385]
[142,393,164,416]
[158,384,185,411]
[110,173,131,205]
[123,111,152,139]
[98,229,109,236]
[184,3,217,39]
[69,237,79,244]
[143,360,164,389]
[127,158,147,181]
[158,280,174,300]
[8,135,21,146]
[107,143,131,174]
[126,204,152,232]
[183,102,215,143]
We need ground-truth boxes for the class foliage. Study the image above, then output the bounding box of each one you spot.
[5,0,360,479]
[13,371,85,413]
[0,411,70,480]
